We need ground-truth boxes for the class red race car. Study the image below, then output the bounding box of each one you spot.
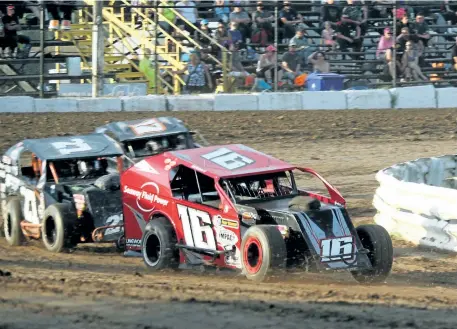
[121,144,393,282]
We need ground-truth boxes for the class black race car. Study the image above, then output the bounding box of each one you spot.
[0,134,126,252]
[95,117,202,167]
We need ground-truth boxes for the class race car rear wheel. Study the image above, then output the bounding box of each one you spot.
[142,217,179,270]
[351,224,393,284]
[241,225,287,282]
[4,197,24,246]
[41,203,77,253]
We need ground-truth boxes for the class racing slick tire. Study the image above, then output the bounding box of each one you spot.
[141,217,179,270]
[241,225,287,282]
[41,203,77,253]
[4,197,24,246]
[351,224,393,284]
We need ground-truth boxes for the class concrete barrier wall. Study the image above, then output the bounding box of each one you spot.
[1,85,456,113]
[373,156,457,252]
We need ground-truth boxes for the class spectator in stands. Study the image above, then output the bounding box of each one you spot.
[279,1,304,43]
[280,41,302,83]
[46,0,75,30]
[376,27,395,59]
[252,1,274,37]
[229,4,251,43]
[401,40,428,81]
[307,51,330,73]
[1,4,21,58]
[335,14,362,58]
[176,0,198,34]
[320,0,342,27]
[195,19,212,48]
[175,51,213,93]
[396,27,413,53]
[228,21,243,47]
[215,21,231,49]
[256,44,277,84]
[442,0,457,25]
[453,36,457,71]
[369,0,392,19]
[396,15,413,37]
[229,43,249,76]
[214,0,230,23]
[289,28,312,67]
[412,13,431,49]
[342,0,368,37]
[158,0,176,33]
[321,21,337,51]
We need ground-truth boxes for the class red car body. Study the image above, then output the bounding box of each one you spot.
[120,144,358,271]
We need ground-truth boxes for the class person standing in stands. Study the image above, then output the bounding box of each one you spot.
[229,4,251,43]
[1,5,21,58]
[175,0,198,34]
[158,0,176,33]
[279,1,304,43]
[320,0,342,27]
[46,0,75,30]
[175,51,213,93]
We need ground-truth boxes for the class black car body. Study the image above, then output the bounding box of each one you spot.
[95,117,198,167]
[0,134,126,252]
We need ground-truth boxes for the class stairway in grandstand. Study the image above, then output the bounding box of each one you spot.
[57,0,227,94]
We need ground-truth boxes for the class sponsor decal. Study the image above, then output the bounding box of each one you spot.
[164,158,177,171]
[213,216,239,229]
[126,238,141,247]
[123,182,169,213]
[134,160,159,175]
[216,227,238,246]
[320,236,354,262]
[105,214,123,236]
[129,119,166,136]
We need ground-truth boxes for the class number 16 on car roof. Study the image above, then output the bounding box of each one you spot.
[201,147,255,170]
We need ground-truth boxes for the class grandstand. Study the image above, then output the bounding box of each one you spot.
[1,0,456,96]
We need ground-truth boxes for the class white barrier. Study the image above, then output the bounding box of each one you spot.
[167,94,215,111]
[0,96,35,113]
[436,88,457,109]
[390,85,437,109]
[2,85,457,112]
[35,98,78,112]
[121,95,167,112]
[257,92,302,111]
[301,91,347,110]
[345,89,391,110]
[214,93,258,111]
[374,155,457,252]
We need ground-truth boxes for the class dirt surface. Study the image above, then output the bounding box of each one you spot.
[2,109,457,328]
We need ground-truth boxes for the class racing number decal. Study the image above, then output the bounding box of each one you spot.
[177,204,216,250]
[320,236,354,262]
[201,148,254,170]
[52,138,92,155]
[20,188,39,224]
[129,119,166,135]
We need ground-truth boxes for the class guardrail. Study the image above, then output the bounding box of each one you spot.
[0,84,454,112]
[373,155,457,252]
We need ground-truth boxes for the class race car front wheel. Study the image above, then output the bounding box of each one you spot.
[351,224,393,284]
[41,203,77,253]
[241,225,287,282]
[4,197,24,246]
[142,217,179,270]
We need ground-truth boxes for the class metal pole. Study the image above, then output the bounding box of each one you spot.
[39,4,45,98]
[154,0,159,95]
[392,2,397,88]
[274,3,278,92]
[92,0,104,98]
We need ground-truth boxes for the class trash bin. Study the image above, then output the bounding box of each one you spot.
[307,73,345,91]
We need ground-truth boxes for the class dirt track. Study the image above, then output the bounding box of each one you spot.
[2,109,457,328]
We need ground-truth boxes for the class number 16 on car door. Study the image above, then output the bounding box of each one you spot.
[176,203,241,267]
